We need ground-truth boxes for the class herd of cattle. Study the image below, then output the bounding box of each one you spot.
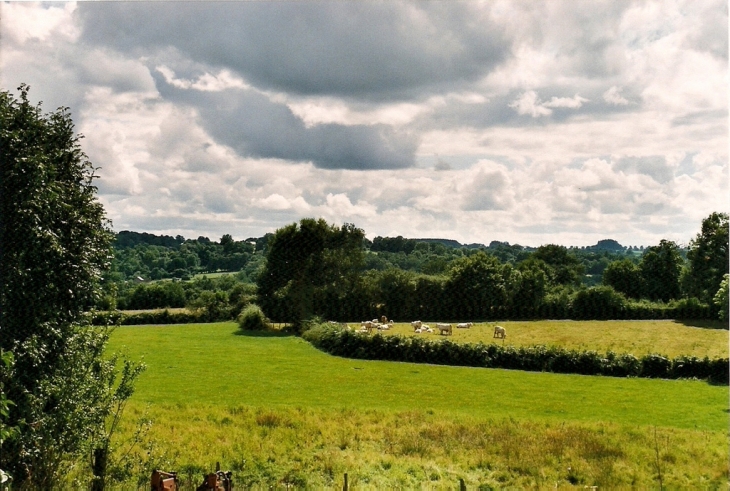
[350,317,507,339]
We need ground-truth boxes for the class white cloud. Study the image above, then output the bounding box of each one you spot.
[509,90,553,117]
[255,194,291,210]
[603,86,629,105]
[155,65,249,91]
[543,94,589,108]
[1,2,79,44]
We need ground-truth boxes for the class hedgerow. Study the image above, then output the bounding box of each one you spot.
[302,324,728,384]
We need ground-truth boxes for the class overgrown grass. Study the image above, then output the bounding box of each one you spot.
[104,322,729,489]
[111,403,728,489]
[377,320,729,358]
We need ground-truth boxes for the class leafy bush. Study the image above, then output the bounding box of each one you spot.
[237,304,270,331]
[570,286,628,320]
[669,297,711,319]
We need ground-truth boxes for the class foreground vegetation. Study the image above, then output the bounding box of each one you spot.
[101,322,729,488]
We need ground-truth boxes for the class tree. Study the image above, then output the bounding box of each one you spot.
[0,85,138,487]
[257,219,365,325]
[510,259,548,315]
[532,244,585,287]
[639,240,683,302]
[714,274,728,321]
[684,212,729,303]
[443,251,509,319]
[603,259,644,299]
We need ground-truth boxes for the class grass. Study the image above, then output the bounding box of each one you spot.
[192,271,238,279]
[375,319,729,358]
[118,308,190,315]
[103,322,729,489]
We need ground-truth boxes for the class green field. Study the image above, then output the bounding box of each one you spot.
[375,319,729,359]
[106,322,729,489]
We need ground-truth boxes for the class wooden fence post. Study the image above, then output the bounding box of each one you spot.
[343,472,348,491]
[459,477,466,490]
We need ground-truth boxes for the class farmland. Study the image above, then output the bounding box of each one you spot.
[105,321,729,489]
[376,319,729,359]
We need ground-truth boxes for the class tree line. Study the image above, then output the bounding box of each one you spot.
[256,216,728,326]
[105,213,728,326]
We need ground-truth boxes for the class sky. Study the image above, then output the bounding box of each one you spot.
[1,1,727,247]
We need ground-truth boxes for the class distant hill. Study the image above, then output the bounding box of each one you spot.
[589,239,625,251]
[114,230,185,249]
[412,238,472,248]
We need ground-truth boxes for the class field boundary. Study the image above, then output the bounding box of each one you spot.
[303,324,729,384]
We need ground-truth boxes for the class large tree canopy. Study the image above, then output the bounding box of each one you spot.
[684,212,729,304]
[0,85,125,487]
[640,239,683,302]
[257,218,365,324]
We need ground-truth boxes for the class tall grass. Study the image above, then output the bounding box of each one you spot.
[108,404,728,489]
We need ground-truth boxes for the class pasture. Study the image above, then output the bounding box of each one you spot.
[376,319,729,359]
[105,322,729,489]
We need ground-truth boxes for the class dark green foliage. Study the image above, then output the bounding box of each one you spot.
[237,304,270,331]
[684,212,729,304]
[370,235,417,254]
[125,281,187,309]
[570,286,628,320]
[533,244,585,287]
[303,324,728,384]
[0,85,133,485]
[603,259,644,299]
[89,309,207,326]
[443,252,509,319]
[114,230,184,249]
[257,219,365,324]
[640,240,683,302]
[714,275,728,321]
[510,260,548,316]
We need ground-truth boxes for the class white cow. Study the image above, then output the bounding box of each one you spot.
[456,322,473,329]
[411,320,422,331]
[436,323,453,335]
[493,325,506,339]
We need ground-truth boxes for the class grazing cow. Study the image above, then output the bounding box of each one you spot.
[493,325,506,339]
[360,321,377,333]
[456,322,473,329]
[411,320,422,331]
[436,323,453,335]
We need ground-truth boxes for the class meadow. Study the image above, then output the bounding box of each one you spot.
[377,319,729,359]
[105,322,729,489]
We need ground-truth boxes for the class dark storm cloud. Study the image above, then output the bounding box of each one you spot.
[76,2,509,101]
[155,76,418,170]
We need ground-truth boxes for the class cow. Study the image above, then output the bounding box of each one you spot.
[360,321,376,333]
[411,320,422,331]
[436,323,453,335]
[493,325,506,339]
[456,322,473,329]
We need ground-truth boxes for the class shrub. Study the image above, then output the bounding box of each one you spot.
[237,304,270,331]
[570,286,628,320]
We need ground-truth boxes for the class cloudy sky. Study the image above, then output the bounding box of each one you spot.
[2,1,727,247]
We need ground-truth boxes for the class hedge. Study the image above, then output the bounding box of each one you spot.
[303,324,728,385]
[88,309,218,325]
